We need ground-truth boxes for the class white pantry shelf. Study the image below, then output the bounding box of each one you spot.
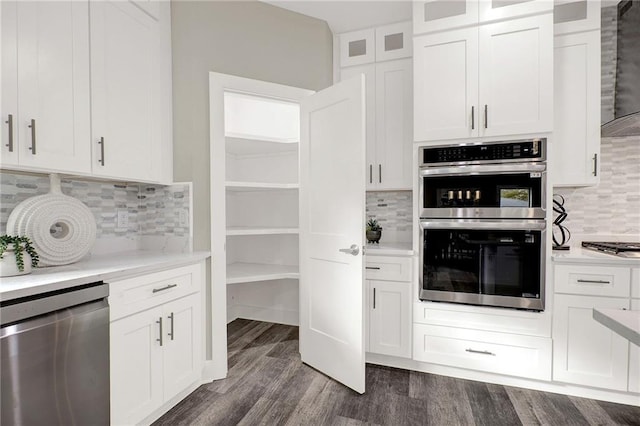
[225,181,299,191]
[226,262,299,284]
[226,226,299,236]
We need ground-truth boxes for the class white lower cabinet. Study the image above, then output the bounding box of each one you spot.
[365,255,413,358]
[110,263,204,425]
[552,294,630,391]
[369,280,412,358]
[629,299,640,394]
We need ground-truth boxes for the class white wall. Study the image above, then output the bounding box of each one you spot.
[171,0,333,253]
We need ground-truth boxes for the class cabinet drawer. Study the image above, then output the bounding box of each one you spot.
[365,255,412,282]
[109,264,201,321]
[413,301,550,337]
[413,324,552,381]
[554,264,631,297]
[631,268,640,299]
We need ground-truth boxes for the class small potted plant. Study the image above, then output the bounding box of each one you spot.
[0,235,39,277]
[366,218,382,244]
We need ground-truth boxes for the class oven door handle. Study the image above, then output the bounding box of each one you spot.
[420,219,546,231]
[419,163,545,177]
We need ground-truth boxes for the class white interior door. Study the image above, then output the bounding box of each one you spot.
[299,75,366,394]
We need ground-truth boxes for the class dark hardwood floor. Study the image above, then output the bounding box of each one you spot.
[154,319,640,426]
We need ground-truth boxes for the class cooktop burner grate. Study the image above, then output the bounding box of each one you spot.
[581,241,640,255]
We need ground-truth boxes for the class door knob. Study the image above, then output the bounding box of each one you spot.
[339,244,360,256]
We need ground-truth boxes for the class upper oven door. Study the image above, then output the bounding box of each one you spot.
[419,163,546,219]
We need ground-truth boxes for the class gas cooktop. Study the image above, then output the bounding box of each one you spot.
[581,241,640,258]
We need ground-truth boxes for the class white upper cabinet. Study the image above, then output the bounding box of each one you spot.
[553,30,600,186]
[414,13,552,142]
[375,21,413,62]
[554,0,601,35]
[341,60,412,190]
[414,28,479,141]
[478,15,553,137]
[90,0,167,183]
[1,1,91,173]
[414,0,551,35]
[340,28,376,67]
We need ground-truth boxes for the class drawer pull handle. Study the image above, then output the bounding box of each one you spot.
[168,312,175,340]
[465,348,495,356]
[153,283,178,293]
[156,317,163,346]
[365,266,381,270]
[373,287,376,309]
[576,279,610,284]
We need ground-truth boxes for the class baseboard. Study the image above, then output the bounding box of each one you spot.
[366,353,640,407]
[231,304,299,326]
[202,359,227,382]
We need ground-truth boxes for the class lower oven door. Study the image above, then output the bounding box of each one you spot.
[419,219,546,311]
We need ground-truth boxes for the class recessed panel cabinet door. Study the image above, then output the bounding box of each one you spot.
[369,280,411,358]
[375,59,413,190]
[110,306,164,425]
[414,28,479,142]
[552,294,630,391]
[1,1,18,166]
[478,14,553,137]
[300,75,366,394]
[90,0,161,182]
[162,294,202,400]
[15,1,91,173]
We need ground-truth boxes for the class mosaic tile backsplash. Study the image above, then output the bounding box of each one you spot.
[366,191,412,242]
[0,172,190,239]
[554,136,640,236]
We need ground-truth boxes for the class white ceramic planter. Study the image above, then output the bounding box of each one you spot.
[0,246,33,277]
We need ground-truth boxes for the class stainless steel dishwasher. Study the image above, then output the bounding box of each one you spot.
[1,282,110,426]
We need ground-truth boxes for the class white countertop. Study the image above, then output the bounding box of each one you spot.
[552,247,640,266]
[0,250,211,302]
[593,308,640,347]
[364,242,414,256]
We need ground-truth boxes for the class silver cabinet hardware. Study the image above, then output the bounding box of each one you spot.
[156,317,163,346]
[471,106,475,130]
[592,153,598,176]
[577,279,610,284]
[369,164,372,184]
[168,312,174,340]
[373,287,376,309]
[5,114,14,152]
[339,244,360,256]
[152,283,178,293]
[28,119,36,154]
[365,266,380,270]
[378,164,382,183]
[484,105,488,129]
[98,137,105,166]
[465,348,495,356]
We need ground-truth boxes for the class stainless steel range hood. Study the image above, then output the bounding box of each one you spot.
[601,1,640,137]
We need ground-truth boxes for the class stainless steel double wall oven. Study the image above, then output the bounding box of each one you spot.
[419,139,547,311]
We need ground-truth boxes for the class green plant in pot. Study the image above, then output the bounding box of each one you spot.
[0,235,39,277]
[366,219,382,244]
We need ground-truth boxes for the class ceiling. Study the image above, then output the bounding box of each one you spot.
[261,1,412,34]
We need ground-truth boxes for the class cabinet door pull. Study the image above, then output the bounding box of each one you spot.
[168,312,175,340]
[28,119,36,154]
[378,164,382,183]
[369,164,372,184]
[465,348,495,356]
[484,105,488,129]
[156,317,163,346]
[592,153,598,176]
[152,283,178,293]
[373,287,376,309]
[576,279,610,284]
[98,137,105,166]
[365,266,380,270]
[5,114,14,152]
[471,106,475,130]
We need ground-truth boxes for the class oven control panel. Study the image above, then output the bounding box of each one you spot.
[422,139,544,165]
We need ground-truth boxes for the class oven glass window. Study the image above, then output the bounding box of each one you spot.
[422,174,542,209]
[423,229,541,298]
